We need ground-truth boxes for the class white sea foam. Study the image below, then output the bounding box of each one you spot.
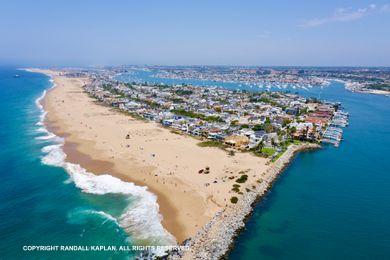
[35,82,176,250]
[36,127,48,133]
[67,209,119,227]
[35,132,57,140]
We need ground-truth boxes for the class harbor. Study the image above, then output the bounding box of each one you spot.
[322,110,349,147]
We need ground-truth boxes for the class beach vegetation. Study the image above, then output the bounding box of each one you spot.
[230,196,238,204]
[236,174,248,183]
[232,186,240,193]
[271,152,283,162]
[197,141,224,148]
[170,129,183,135]
[261,147,276,157]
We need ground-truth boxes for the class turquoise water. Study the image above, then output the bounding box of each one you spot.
[119,70,390,259]
[229,83,390,259]
[0,68,150,259]
[1,68,389,259]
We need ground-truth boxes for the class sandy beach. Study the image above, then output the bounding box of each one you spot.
[31,69,272,243]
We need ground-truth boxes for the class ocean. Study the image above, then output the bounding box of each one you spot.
[0,68,173,259]
[228,81,390,259]
[119,70,390,259]
[0,67,389,259]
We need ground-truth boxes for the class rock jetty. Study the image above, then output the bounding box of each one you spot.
[168,143,320,260]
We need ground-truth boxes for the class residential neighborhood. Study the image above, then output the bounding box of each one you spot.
[81,71,348,159]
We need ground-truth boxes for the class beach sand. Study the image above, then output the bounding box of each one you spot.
[33,69,271,243]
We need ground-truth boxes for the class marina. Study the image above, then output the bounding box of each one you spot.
[322,110,349,147]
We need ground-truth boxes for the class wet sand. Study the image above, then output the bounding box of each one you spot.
[32,69,271,243]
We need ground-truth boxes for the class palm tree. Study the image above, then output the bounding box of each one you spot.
[290,126,297,140]
[256,141,264,152]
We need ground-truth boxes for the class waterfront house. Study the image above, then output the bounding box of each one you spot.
[224,135,249,150]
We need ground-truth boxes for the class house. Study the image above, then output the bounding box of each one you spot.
[224,135,249,149]
[162,119,173,126]
[285,107,299,116]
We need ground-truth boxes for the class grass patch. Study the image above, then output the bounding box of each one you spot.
[261,147,276,157]
[197,141,224,148]
[271,151,284,162]
[170,129,183,135]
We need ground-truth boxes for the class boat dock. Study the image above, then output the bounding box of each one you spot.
[322,110,349,147]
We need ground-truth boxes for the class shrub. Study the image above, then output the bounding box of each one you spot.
[197,141,223,148]
[230,196,238,204]
[232,187,240,193]
[236,174,248,183]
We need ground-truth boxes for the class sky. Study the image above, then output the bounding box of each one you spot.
[0,0,389,66]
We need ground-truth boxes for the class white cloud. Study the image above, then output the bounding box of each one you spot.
[300,4,388,28]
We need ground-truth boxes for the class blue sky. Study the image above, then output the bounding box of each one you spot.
[0,1,389,66]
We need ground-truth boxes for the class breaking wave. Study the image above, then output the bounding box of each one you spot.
[35,80,176,249]
[67,209,119,227]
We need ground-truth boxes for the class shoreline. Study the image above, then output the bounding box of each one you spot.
[28,68,321,258]
[29,69,273,246]
[30,69,177,247]
[343,80,390,97]
[175,142,320,259]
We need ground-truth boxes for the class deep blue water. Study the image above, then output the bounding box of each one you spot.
[120,70,390,259]
[1,68,389,259]
[229,83,390,259]
[0,68,133,259]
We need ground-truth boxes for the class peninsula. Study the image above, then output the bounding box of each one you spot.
[32,68,344,258]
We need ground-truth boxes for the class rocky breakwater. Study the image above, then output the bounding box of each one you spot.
[169,143,320,260]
